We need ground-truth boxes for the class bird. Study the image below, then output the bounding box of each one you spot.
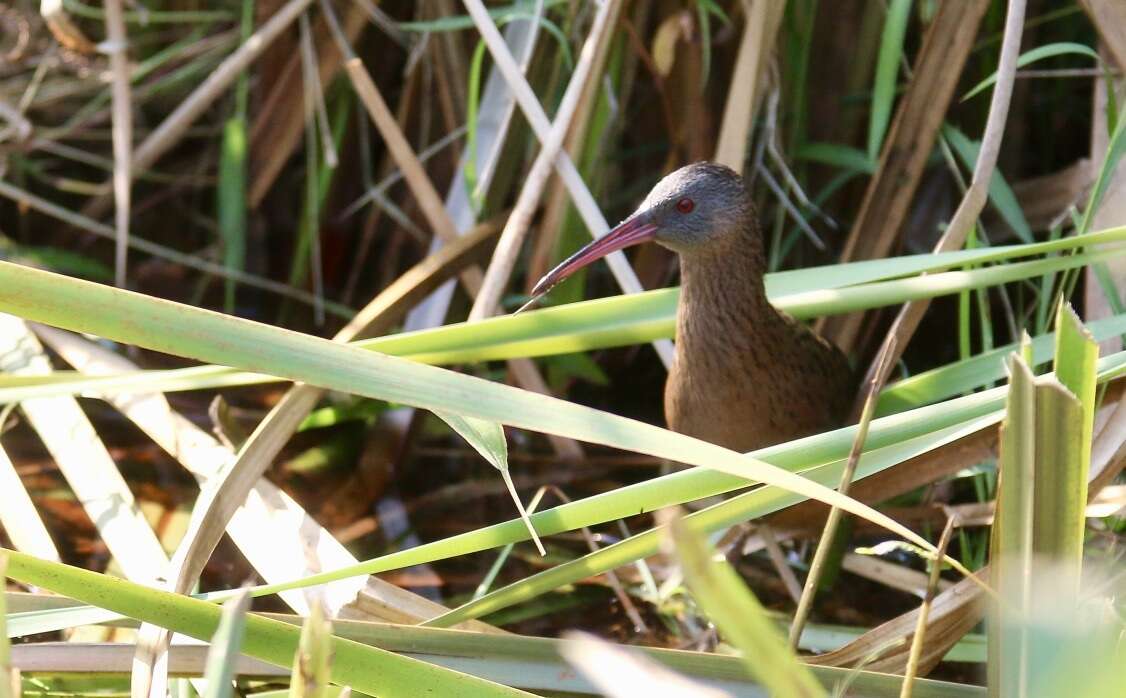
[528,162,854,452]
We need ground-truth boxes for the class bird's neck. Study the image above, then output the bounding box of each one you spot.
[676,224,778,357]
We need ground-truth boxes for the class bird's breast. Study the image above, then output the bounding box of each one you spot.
[664,303,852,453]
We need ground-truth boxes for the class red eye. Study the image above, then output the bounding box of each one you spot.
[676,198,695,214]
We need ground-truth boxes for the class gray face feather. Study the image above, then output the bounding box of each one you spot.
[630,162,752,255]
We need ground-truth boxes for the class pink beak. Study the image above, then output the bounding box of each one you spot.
[528,216,659,299]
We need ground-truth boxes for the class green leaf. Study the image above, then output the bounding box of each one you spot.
[0,254,1099,583]
[695,0,730,89]
[435,412,508,470]
[1047,304,1096,571]
[434,411,544,554]
[3,591,984,696]
[988,354,1037,692]
[545,351,610,389]
[464,39,488,211]
[217,117,248,313]
[1079,108,1126,235]
[1054,304,1097,452]
[15,344,1126,637]
[217,0,253,314]
[794,142,876,174]
[375,245,1119,367]
[0,236,114,281]
[963,42,1099,101]
[1030,378,1085,569]
[1,259,961,568]
[878,311,1126,414]
[943,124,1033,242]
[868,0,912,159]
[298,400,383,431]
[989,309,1097,693]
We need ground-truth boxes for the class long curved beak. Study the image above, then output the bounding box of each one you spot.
[527,216,659,301]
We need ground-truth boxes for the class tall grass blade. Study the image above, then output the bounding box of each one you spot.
[670,515,825,697]
[795,142,876,174]
[425,414,999,628]
[1080,107,1126,235]
[289,601,333,698]
[878,311,1126,414]
[216,0,253,313]
[4,230,1125,404]
[1,550,530,697]
[0,260,996,567]
[989,307,1096,696]
[217,117,248,313]
[201,591,251,698]
[4,596,983,696]
[1045,304,1097,580]
[988,355,1036,696]
[868,0,911,160]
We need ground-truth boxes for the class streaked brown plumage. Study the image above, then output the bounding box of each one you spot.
[531,162,853,452]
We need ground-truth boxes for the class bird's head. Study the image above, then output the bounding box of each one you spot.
[528,162,751,300]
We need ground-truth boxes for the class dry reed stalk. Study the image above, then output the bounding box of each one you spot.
[102,0,131,287]
[248,3,365,206]
[299,13,338,170]
[713,0,785,170]
[0,316,168,587]
[853,0,1027,403]
[322,0,582,460]
[756,524,803,604]
[803,569,987,673]
[899,516,957,698]
[82,0,317,220]
[0,180,350,314]
[463,0,675,367]
[841,552,953,597]
[821,0,990,351]
[1080,0,1126,70]
[40,0,95,53]
[526,2,627,284]
[468,0,618,320]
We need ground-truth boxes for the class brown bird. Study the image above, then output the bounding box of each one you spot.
[530,162,853,452]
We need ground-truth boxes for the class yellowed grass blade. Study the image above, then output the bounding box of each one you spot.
[713,0,786,170]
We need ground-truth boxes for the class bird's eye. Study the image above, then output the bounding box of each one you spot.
[676,198,695,214]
